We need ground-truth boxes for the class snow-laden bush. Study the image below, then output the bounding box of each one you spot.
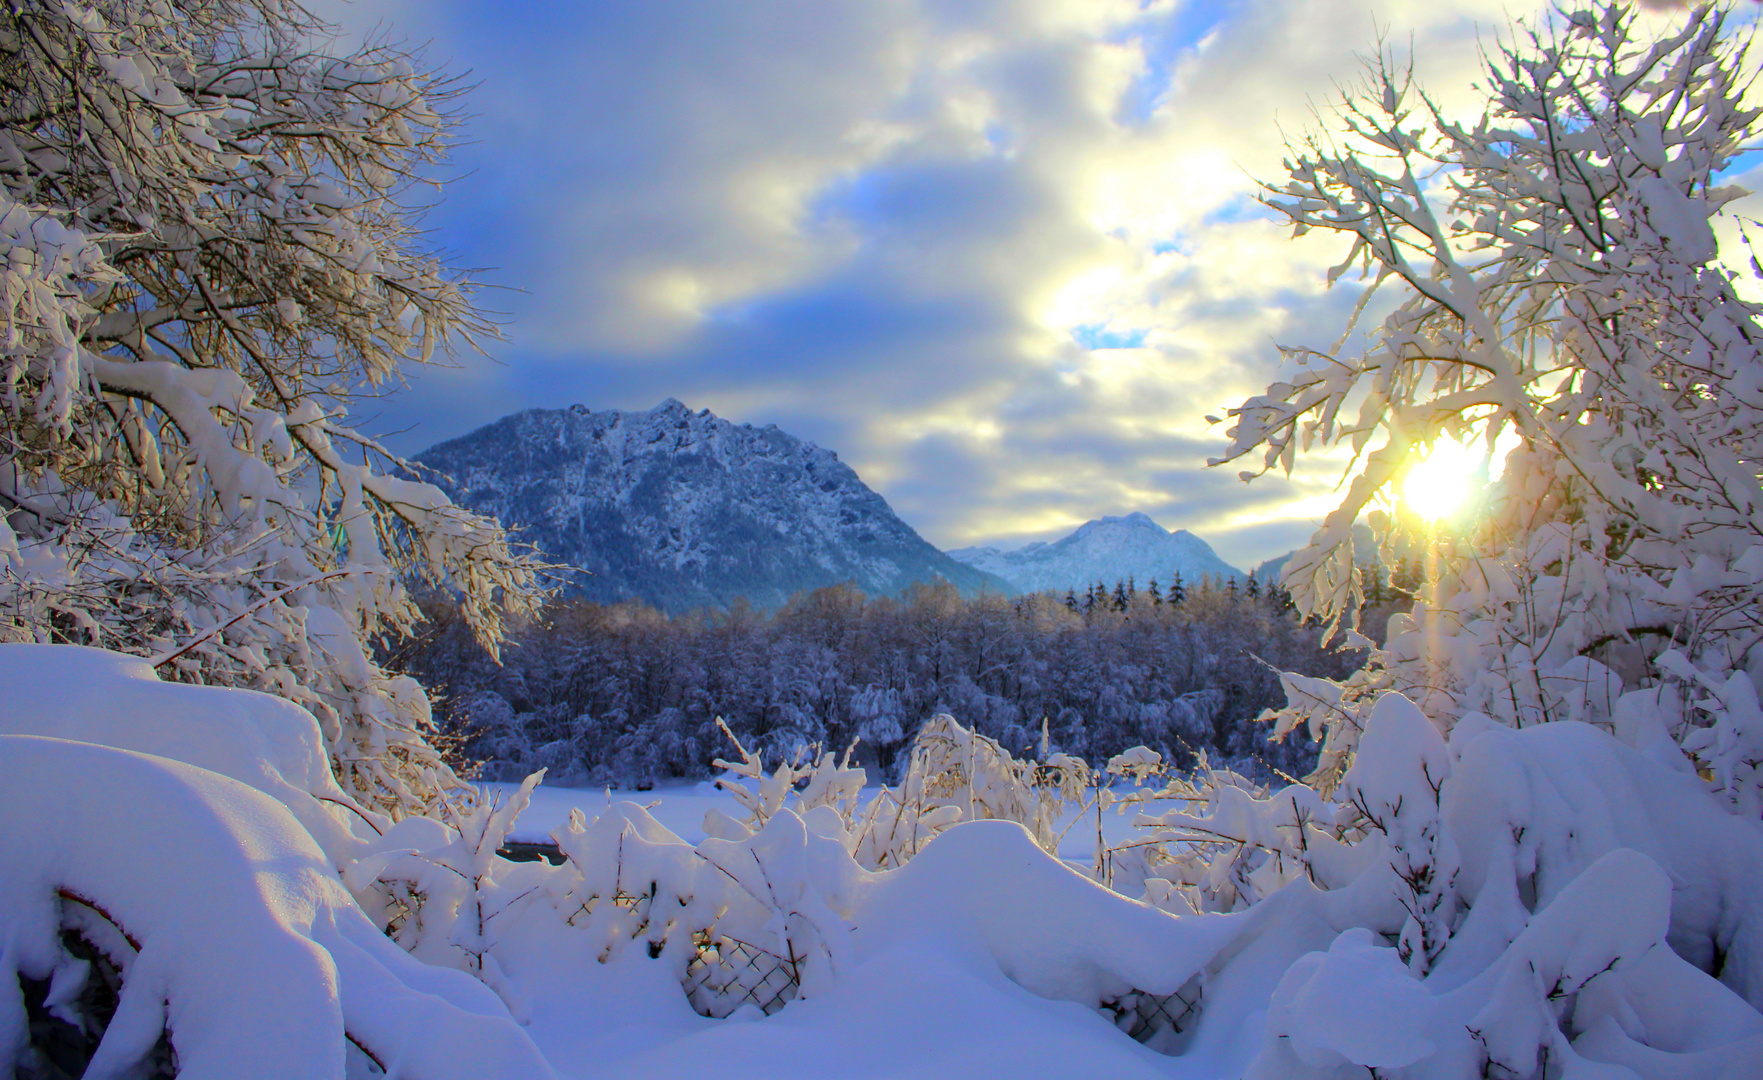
[383,697,1763,1077]
[659,695,1763,1074]
[0,0,547,817]
[0,736,558,1080]
[702,712,1176,874]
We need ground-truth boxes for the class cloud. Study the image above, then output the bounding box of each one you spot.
[302,0,1721,572]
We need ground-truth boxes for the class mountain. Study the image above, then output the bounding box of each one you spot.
[1251,524,1389,587]
[415,399,1010,612]
[947,512,1244,596]
[1250,553,1291,585]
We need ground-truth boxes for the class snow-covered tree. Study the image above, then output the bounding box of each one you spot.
[0,0,546,814]
[1217,3,1763,797]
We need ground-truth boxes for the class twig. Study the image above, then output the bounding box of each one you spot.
[150,568,364,669]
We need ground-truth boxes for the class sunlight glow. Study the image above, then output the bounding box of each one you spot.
[1044,264,1123,330]
[1401,436,1487,522]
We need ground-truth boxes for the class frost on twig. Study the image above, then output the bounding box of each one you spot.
[1214,4,1763,803]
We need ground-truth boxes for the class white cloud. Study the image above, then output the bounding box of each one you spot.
[305,0,1744,572]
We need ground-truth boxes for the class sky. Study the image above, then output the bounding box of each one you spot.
[312,0,1751,571]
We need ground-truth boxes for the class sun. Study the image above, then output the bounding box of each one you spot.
[1400,436,1486,522]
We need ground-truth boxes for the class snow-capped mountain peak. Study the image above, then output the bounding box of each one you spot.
[948,514,1243,595]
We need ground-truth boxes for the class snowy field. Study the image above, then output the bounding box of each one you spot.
[474,781,1230,1080]
[485,777,1156,856]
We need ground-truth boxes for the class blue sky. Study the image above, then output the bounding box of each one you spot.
[316,0,1747,570]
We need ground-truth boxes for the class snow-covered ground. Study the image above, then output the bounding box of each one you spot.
[10,643,1763,1080]
[476,780,1225,1078]
[486,777,1156,858]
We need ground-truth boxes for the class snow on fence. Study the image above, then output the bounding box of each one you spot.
[683,935,802,1018]
[1100,976,1204,1053]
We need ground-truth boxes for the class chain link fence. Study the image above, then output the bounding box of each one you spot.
[682,935,802,1018]
[1099,974,1203,1054]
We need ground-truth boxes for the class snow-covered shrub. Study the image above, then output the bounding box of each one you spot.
[0,0,546,816]
[357,785,869,1021]
[429,702,1763,1075]
[702,713,1170,872]
[1128,760,1348,916]
[0,643,385,867]
[1078,692,1763,1077]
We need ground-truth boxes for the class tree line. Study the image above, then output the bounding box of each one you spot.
[397,575,1367,786]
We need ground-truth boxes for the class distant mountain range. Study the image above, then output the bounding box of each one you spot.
[1250,553,1291,584]
[948,512,1244,596]
[1250,523,1386,587]
[416,400,1010,612]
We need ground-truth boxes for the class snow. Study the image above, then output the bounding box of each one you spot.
[495,780,740,845]
[600,942,1175,1080]
[0,644,377,865]
[1266,928,1434,1069]
[9,642,1763,1079]
[485,776,1155,860]
[0,734,551,1080]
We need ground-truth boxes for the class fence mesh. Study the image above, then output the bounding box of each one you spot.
[682,935,801,1019]
[1099,975,1203,1053]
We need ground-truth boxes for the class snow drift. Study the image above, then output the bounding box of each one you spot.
[0,734,552,1079]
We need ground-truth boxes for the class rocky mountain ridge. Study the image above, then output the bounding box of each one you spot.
[416,400,1009,612]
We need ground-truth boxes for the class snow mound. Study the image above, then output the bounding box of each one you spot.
[0,643,379,864]
[0,735,551,1080]
[859,819,1234,1005]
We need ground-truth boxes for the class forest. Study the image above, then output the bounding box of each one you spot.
[399,573,1398,786]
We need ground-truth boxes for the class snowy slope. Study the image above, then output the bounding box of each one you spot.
[949,512,1243,596]
[416,400,1009,612]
